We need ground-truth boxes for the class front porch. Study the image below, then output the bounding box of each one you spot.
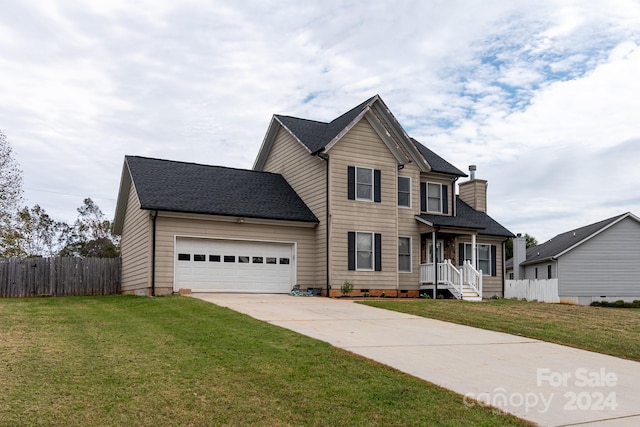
[420,260,483,301]
[418,230,483,301]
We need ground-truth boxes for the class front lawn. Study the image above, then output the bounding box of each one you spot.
[0,295,529,426]
[359,299,640,361]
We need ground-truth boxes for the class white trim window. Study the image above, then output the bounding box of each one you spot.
[427,182,442,213]
[356,167,373,201]
[398,237,411,272]
[398,176,411,208]
[463,243,493,276]
[356,232,374,271]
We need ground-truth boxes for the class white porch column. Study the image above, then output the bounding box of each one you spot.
[432,230,437,298]
[471,233,477,270]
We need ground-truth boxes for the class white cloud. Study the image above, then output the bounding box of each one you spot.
[0,0,639,242]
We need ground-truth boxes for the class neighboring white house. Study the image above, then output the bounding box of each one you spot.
[506,212,640,305]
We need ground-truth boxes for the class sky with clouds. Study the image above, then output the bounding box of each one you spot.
[1,0,639,243]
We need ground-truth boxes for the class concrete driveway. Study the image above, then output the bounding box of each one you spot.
[191,293,640,427]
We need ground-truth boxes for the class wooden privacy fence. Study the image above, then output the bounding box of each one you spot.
[0,257,121,298]
[505,279,560,303]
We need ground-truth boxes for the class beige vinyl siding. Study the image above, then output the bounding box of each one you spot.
[153,214,317,294]
[328,119,399,290]
[558,217,640,297]
[398,165,422,289]
[120,183,152,294]
[262,127,327,285]
[458,180,487,213]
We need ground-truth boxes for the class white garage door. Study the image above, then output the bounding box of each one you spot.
[175,237,295,293]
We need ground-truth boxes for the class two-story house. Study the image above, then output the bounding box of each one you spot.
[113,95,513,299]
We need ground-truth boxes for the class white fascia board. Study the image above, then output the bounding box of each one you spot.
[322,103,376,153]
[371,100,430,172]
[253,116,312,171]
[415,216,434,227]
[112,160,133,235]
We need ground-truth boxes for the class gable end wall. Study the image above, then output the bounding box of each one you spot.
[558,217,640,297]
[261,127,325,285]
[120,183,152,294]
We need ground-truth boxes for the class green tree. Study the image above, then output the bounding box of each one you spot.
[0,130,24,256]
[5,205,65,257]
[505,233,538,260]
[59,198,120,258]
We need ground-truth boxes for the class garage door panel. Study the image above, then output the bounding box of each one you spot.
[175,237,294,293]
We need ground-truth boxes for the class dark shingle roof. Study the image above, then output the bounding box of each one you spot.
[410,139,467,177]
[276,96,375,153]
[417,197,514,238]
[517,213,628,266]
[126,156,318,223]
[276,96,467,178]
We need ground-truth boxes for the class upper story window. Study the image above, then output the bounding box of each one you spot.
[398,177,411,208]
[427,183,442,212]
[357,167,373,200]
[348,166,381,202]
[420,182,448,214]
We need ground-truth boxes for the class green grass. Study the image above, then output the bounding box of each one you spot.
[0,295,529,426]
[359,299,640,361]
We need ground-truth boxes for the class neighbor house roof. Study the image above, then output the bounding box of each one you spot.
[117,156,318,229]
[255,95,467,177]
[507,212,638,267]
[416,197,515,238]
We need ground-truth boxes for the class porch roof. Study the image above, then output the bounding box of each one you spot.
[415,197,515,238]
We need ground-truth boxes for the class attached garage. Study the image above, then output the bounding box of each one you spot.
[113,156,318,296]
[174,237,295,293]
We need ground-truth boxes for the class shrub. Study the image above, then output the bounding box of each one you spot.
[340,281,353,296]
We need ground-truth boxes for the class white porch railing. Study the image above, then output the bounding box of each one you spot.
[461,260,483,298]
[420,260,482,301]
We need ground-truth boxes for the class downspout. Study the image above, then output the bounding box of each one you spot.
[316,151,330,297]
[151,210,157,297]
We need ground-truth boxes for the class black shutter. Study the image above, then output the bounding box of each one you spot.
[374,169,381,202]
[347,166,355,200]
[420,182,426,212]
[374,233,382,271]
[348,232,356,270]
[459,243,464,266]
[442,184,448,214]
[491,245,497,276]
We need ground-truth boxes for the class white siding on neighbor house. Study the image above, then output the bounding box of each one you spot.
[261,127,327,286]
[120,182,152,294]
[523,262,556,280]
[558,216,640,297]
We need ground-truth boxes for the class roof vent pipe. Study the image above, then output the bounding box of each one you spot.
[469,165,476,180]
